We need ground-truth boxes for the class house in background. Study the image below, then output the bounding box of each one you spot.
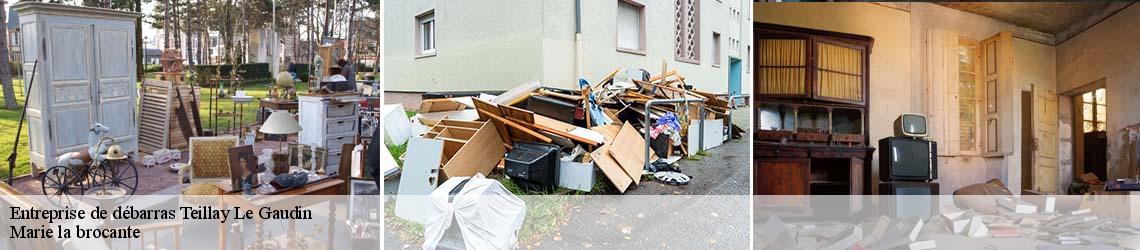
[755,2,1140,196]
[7,10,19,63]
[385,0,753,126]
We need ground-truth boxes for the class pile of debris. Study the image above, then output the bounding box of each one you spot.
[756,196,1140,250]
[383,67,746,195]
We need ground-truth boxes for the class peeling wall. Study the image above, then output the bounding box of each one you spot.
[1056,4,1140,181]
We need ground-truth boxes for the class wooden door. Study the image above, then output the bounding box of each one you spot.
[46,23,95,156]
[1033,87,1059,193]
[94,26,138,152]
[754,158,809,195]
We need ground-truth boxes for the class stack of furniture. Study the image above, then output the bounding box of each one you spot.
[15,2,141,171]
[753,23,875,195]
[138,79,200,153]
[298,93,361,173]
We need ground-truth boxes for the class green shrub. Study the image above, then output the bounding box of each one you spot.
[194,63,272,86]
[291,63,311,80]
[144,64,163,73]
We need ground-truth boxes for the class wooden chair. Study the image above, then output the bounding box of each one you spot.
[179,136,239,193]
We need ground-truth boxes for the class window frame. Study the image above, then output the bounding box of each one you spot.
[957,37,983,155]
[1081,88,1107,133]
[674,0,701,64]
[415,9,436,58]
[711,31,721,67]
[615,0,647,55]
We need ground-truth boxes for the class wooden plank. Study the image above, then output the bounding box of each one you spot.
[473,98,551,143]
[473,98,513,146]
[439,122,507,180]
[608,123,645,185]
[533,115,602,146]
[538,89,584,102]
[499,104,537,142]
[591,145,633,193]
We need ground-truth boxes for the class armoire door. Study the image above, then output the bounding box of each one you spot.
[46,24,95,155]
[93,26,136,148]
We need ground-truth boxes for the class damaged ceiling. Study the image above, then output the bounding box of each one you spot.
[936,2,1133,44]
[936,2,1110,34]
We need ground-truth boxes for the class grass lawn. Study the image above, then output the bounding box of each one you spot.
[0,77,310,179]
[0,79,30,180]
[195,80,309,132]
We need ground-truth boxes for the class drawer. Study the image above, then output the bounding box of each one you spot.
[326,103,356,118]
[325,134,355,150]
[754,148,808,158]
[326,118,356,134]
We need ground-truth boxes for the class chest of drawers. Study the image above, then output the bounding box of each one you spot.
[298,93,361,172]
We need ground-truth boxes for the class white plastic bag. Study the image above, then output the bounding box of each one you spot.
[422,173,526,250]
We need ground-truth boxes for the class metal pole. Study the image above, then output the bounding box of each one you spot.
[642,98,705,171]
[7,60,37,184]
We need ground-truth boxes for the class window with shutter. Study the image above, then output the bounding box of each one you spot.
[674,0,700,64]
[958,38,981,153]
[616,0,645,53]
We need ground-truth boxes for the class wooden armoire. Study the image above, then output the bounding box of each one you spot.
[754,23,875,195]
[15,2,141,170]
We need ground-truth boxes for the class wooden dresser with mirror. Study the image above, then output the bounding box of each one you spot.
[754,23,875,196]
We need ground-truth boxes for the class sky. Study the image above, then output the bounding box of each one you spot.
[6,1,167,49]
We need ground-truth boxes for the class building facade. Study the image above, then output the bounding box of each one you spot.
[385,0,753,97]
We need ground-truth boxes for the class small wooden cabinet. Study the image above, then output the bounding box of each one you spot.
[754,143,872,195]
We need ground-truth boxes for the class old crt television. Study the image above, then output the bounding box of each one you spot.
[879,137,938,181]
[894,113,928,137]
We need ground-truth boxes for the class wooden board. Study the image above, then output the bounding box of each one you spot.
[607,123,645,185]
[437,122,507,181]
[590,145,633,193]
[419,98,468,112]
[473,98,513,146]
[499,104,537,142]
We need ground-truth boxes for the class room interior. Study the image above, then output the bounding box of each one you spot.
[754,2,1140,196]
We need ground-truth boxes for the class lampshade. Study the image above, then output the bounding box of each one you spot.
[259,111,302,135]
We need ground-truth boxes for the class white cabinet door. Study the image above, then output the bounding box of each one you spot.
[94,27,136,148]
[47,24,94,154]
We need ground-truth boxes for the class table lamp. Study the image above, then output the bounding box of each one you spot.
[259,110,302,174]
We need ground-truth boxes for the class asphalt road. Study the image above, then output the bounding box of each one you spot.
[384,138,751,249]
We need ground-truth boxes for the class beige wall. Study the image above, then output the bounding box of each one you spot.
[1056,4,1140,181]
[757,2,1061,194]
[386,0,754,99]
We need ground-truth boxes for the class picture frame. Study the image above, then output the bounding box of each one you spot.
[227,145,258,191]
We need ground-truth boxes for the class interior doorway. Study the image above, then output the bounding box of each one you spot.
[1077,87,1108,181]
[1063,78,1108,184]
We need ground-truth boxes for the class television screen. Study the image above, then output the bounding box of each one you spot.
[901,114,927,135]
[880,137,937,181]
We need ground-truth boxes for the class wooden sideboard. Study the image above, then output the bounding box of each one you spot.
[754,23,876,196]
[754,142,874,195]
